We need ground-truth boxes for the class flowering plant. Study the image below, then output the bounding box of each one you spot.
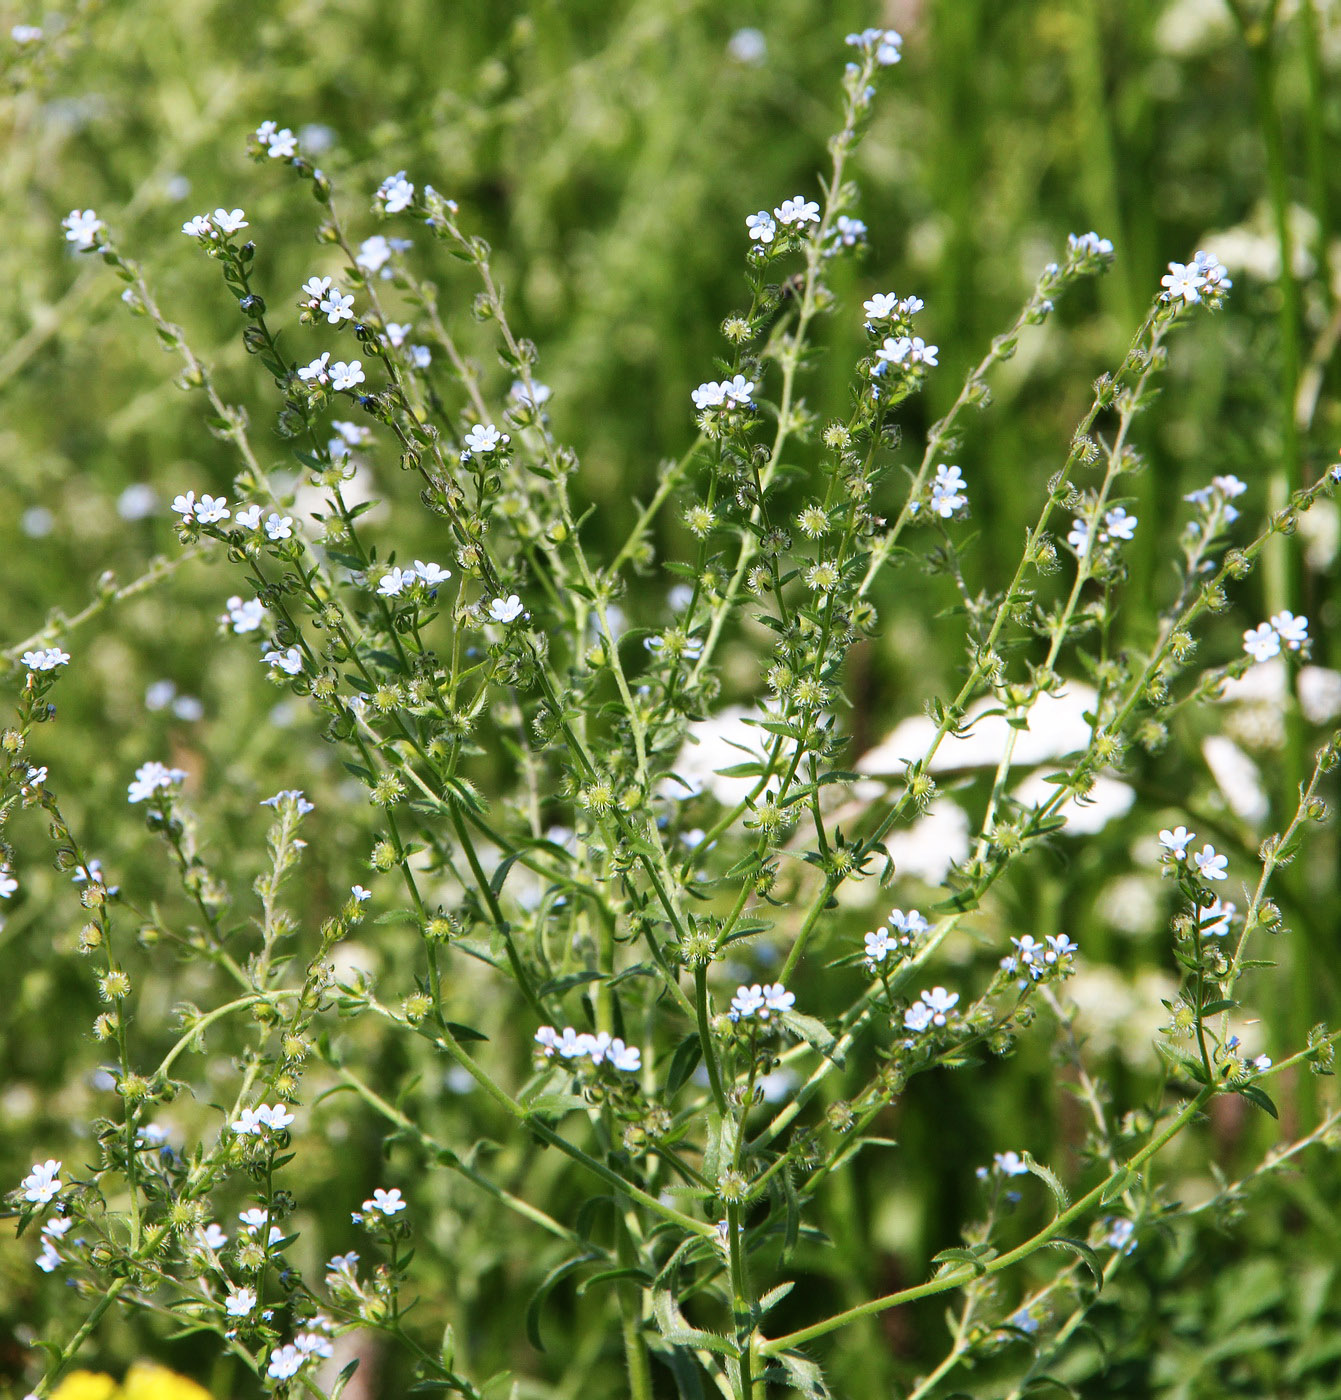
[4,12,1340,1400]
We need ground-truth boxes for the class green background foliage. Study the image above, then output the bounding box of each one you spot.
[2,1,1339,1396]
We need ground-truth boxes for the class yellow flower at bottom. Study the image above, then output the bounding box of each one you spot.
[121,1365,213,1400]
[49,1366,213,1400]
[49,1375,117,1400]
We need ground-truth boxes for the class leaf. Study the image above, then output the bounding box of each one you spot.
[666,1032,703,1097]
[780,1009,838,1059]
[1237,1083,1279,1119]
[772,1350,832,1400]
[931,1246,996,1276]
[525,1252,601,1351]
[1101,1166,1135,1205]
[1025,1154,1070,1210]
[758,1281,795,1314]
[1048,1236,1104,1287]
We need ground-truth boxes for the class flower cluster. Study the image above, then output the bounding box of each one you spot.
[904,987,959,1033]
[743,194,821,247]
[1068,506,1137,553]
[729,982,795,1023]
[844,27,902,65]
[61,208,103,250]
[232,1103,295,1137]
[999,932,1078,981]
[1160,250,1231,307]
[1159,827,1228,880]
[377,170,415,214]
[690,373,757,414]
[127,760,187,805]
[1243,610,1309,663]
[535,1026,642,1072]
[255,120,299,159]
[864,907,930,966]
[297,353,366,391]
[1184,472,1247,524]
[377,559,452,597]
[22,646,70,672]
[181,208,248,241]
[863,291,924,324]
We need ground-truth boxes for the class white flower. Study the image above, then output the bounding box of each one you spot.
[294,1332,333,1359]
[906,987,958,1032]
[211,208,248,234]
[221,595,268,634]
[863,292,900,321]
[356,235,392,272]
[994,1151,1029,1176]
[267,127,297,159]
[1270,611,1308,650]
[267,1345,305,1381]
[903,1001,933,1033]
[1191,249,1231,293]
[263,646,303,676]
[235,504,262,530]
[746,210,776,243]
[1160,260,1205,304]
[865,927,892,961]
[721,374,755,405]
[1192,844,1228,881]
[730,984,766,1021]
[171,490,197,519]
[298,352,331,383]
[608,1038,641,1073]
[0,869,18,899]
[181,214,213,238]
[351,884,371,902]
[875,334,937,368]
[36,1243,61,1272]
[364,1187,406,1216]
[489,594,525,624]
[930,463,967,519]
[845,26,902,64]
[831,215,867,248]
[319,289,355,324]
[62,209,103,249]
[225,1286,257,1317]
[1253,1054,1272,1073]
[413,560,451,587]
[774,196,820,226]
[1197,898,1236,937]
[1104,1217,1136,1254]
[464,423,503,454]
[332,419,370,447]
[377,171,415,213]
[127,760,187,804]
[760,983,794,1018]
[1045,933,1078,963]
[12,24,43,43]
[301,275,332,303]
[1103,506,1137,540]
[890,908,930,938]
[20,1160,62,1205]
[510,379,552,408]
[1243,622,1280,664]
[255,120,278,145]
[409,344,431,368]
[384,321,411,347]
[1159,825,1195,859]
[329,360,365,391]
[692,380,727,410]
[22,647,70,672]
[199,1223,228,1249]
[1068,231,1114,258]
[378,566,413,597]
[194,494,230,524]
[260,790,313,816]
[264,513,293,541]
